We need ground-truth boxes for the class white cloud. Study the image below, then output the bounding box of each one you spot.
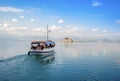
[19,16,24,19]
[58,19,64,24]
[3,22,10,28]
[12,18,18,22]
[103,29,108,32]
[92,1,102,7]
[30,19,35,22]
[0,23,119,40]
[116,20,120,24]
[92,28,99,32]
[50,25,62,31]
[0,6,24,13]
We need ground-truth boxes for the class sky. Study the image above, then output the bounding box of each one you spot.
[0,0,120,41]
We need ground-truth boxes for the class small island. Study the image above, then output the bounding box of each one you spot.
[61,37,74,43]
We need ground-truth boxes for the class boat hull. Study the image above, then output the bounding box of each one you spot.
[28,49,55,56]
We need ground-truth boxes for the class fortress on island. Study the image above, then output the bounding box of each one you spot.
[61,37,74,43]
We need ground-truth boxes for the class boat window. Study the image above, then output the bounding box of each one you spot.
[31,43,38,47]
[46,42,54,44]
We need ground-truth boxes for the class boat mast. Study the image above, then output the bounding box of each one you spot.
[47,25,49,41]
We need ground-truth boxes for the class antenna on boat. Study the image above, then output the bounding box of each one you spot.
[47,24,49,41]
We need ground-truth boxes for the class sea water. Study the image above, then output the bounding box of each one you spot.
[0,41,120,81]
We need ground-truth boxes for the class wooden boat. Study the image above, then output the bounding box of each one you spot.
[28,25,55,56]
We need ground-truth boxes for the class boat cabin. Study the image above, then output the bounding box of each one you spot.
[30,40,55,50]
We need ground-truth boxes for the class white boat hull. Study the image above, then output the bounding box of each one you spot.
[28,48,55,56]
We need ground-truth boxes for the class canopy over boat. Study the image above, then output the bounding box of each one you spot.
[28,40,55,56]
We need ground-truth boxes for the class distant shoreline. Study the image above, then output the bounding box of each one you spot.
[59,41,120,43]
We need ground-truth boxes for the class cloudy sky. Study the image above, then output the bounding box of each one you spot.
[0,0,120,41]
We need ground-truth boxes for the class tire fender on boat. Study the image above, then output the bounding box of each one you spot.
[28,51,30,55]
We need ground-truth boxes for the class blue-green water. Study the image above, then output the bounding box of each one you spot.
[0,42,120,81]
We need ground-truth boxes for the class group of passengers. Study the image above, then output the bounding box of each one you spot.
[31,42,55,50]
